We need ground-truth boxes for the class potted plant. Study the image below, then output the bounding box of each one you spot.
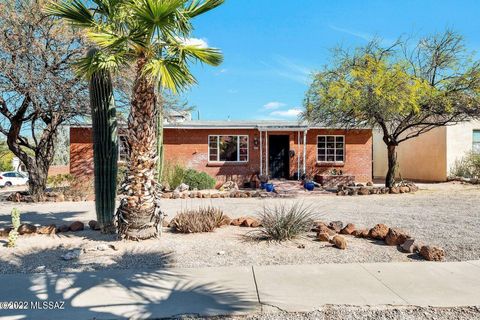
[258,174,269,190]
[303,175,315,191]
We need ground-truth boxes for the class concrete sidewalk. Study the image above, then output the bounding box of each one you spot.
[1,261,479,319]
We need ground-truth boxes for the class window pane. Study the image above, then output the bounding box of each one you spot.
[336,149,344,155]
[336,136,344,143]
[327,149,334,155]
[327,155,335,162]
[239,136,248,148]
[318,136,325,143]
[318,155,326,162]
[219,136,238,161]
[473,130,480,143]
[336,155,344,162]
[327,136,334,142]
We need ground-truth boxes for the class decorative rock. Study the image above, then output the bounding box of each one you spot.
[318,224,337,236]
[162,219,170,227]
[328,221,343,232]
[358,188,370,195]
[369,224,389,240]
[69,221,84,232]
[352,229,369,238]
[230,218,244,226]
[217,250,225,255]
[400,238,418,253]
[175,183,189,192]
[61,249,82,261]
[399,186,410,193]
[241,217,260,228]
[297,244,305,249]
[57,224,69,233]
[219,181,239,191]
[88,220,100,230]
[37,224,56,235]
[18,224,37,235]
[366,181,373,186]
[356,183,364,187]
[420,245,445,261]
[340,223,356,235]
[331,235,347,250]
[0,227,12,237]
[317,232,330,242]
[389,187,400,194]
[385,228,410,246]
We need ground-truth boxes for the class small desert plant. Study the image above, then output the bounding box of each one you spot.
[251,202,316,241]
[171,206,229,233]
[182,169,216,190]
[450,151,480,179]
[7,208,21,248]
[47,174,74,188]
[162,162,186,190]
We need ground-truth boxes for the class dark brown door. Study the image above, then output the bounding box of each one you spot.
[269,135,290,179]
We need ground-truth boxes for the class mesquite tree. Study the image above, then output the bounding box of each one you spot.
[303,31,480,187]
[0,0,88,201]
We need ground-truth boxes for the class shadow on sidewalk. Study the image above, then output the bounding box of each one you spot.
[0,250,255,319]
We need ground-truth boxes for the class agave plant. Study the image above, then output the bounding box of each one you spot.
[45,0,224,240]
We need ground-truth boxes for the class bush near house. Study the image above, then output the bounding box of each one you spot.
[450,152,480,179]
[162,162,215,190]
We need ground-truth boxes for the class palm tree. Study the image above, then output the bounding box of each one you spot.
[46,0,223,240]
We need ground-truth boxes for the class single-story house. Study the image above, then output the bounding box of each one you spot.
[373,120,480,182]
[70,120,373,186]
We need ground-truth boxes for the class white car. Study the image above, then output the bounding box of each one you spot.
[0,171,29,187]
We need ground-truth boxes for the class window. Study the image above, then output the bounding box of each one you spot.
[317,135,344,162]
[209,135,248,162]
[474,130,480,154]
[118,135,129,162]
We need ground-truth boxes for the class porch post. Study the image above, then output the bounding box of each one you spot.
[303,130,307,177]
[297,131,300,180]
[265,130,269,177]
[259,130,263,176]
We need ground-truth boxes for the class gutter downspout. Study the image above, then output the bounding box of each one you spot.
[266,131,269,177]
[297,131,300,180]
[260,130,263,176]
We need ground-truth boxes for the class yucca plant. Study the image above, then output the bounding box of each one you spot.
[46,0,224,240]
[251,202,316,241]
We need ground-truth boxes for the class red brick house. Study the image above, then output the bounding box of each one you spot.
[70,120,372,186]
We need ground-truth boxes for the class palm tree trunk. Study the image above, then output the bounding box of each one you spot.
[117,54,160,240]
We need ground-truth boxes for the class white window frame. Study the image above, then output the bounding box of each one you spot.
[208,135,249,163]
[316,135,345,163]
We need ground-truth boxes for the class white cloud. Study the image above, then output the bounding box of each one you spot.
[270,108,302,118]
[178,37,209,48]
[263,101,286,110]
[328,25,373,42]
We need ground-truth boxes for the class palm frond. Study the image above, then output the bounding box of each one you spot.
[74,50,128,78]
[131,0,189,36]
[176,44,223,66]
[184,0,224,18]
[144,58,197,93]
[44,0,95,27]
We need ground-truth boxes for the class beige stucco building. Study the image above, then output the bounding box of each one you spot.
[373,120,480,182]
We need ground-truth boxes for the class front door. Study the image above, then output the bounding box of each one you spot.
[269,135,290,179]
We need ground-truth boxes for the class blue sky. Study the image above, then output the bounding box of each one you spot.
[184,0,480,121]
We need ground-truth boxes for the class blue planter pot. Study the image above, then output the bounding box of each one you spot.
[260,182,267,190]
[265,183,275,192]
[304,182,315,191]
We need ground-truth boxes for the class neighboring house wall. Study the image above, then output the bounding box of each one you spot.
[373,120,480,182]
[70,127,372,185]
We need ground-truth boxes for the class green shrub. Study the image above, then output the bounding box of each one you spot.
[170,206,230,233]
[182,169,216,190]
[250,202,316,241]
[450,152,480,179]
[47,174,74,188]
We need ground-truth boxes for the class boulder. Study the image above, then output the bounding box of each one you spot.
[316,232,330,242]
[366,181,373,186]
[57,224,69,233]
[219,181,239,191]
[318,224,337,236]
[175,183,189,192]
[0,227,12,237]
[18,223,37,235]
[385,228,410,245]
[356,183,364,187]
[399,186,410,193]
[340,223,356,235]
[400,238,418,253]
[88,220,101,231]
[369,224,389,240]
[69,221,84,232]
[408,184,419,192]
[348,188,358,196]
[352,229,369,238]
[61,249,82,261]
[162,219,170,228]
[241,217,261,228]
[37,224,56,235]
[230,218,245,226]
[358,187,370,195]
[389,187,400,194]
[420,245,445,261]
[328,221,343,232]
[330,235,347,250]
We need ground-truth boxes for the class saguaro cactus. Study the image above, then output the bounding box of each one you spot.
[88,49,118,233]
[7,208,20,248]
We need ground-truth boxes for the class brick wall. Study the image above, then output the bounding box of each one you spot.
[70,127,372,185]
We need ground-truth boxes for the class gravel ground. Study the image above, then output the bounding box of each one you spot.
[0,182,479,274]
[179,306,480,320]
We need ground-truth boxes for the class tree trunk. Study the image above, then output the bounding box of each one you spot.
[27,162,48,202]
[116,54,160,240]
[385,144,397,188]
[156,101,164,182]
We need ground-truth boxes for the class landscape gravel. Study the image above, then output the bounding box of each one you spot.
[0,182,479,274]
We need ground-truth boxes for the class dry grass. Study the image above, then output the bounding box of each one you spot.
[170,206,230,233]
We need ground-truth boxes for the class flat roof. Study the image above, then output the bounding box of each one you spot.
[71,120,370,130]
